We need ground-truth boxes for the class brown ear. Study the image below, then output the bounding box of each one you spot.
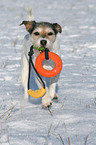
[53,23,62,33]
[20,21,36,32]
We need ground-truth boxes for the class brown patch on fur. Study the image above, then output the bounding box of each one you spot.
[20,21,36,31]
[53,23,62,33]
[20,21,62,34]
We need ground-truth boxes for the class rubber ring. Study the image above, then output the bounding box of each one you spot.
[35,52,63,77]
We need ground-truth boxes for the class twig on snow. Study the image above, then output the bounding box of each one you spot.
[68,137,70,145]
[54,121,60,131]
[5,106,15,133]
[85,135,88,145]
[59,134,65,145]
[0,105,16,119]
[77,132,79,141]
[44,124,52,145]
[47,108,53,117]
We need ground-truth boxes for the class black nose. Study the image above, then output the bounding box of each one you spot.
[40,40,47,46]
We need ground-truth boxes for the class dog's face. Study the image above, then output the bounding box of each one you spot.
[31,23,57,49]
[20,21,62,50]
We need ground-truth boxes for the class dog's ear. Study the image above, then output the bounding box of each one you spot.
[53,23,62,33]
[20,21,36,32]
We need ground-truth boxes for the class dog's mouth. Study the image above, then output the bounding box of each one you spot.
[33,46,45,52]
[38,46,45,53]
[40,49,45,53]
[33,45,49,54]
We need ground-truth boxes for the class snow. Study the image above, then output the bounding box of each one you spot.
[0,134,10,145]
[0,0,96,144]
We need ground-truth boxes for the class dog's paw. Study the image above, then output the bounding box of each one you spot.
[43,103,52,109]
[52,93,58,100]
[42,96,52,108]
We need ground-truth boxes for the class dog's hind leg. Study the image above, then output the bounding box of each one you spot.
[49,76,59,100]
[21,53,29,100]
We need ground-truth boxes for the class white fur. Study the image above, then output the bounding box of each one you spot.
[26,6,34,21]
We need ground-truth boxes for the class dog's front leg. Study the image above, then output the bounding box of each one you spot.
[35,75,52,107]
[21,53,29,100]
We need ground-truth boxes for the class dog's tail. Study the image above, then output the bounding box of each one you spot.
[26,6,34,21]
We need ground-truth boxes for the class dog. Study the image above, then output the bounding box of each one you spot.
[20,9,62,108]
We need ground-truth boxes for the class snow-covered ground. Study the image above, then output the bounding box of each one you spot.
[0,0,96,144]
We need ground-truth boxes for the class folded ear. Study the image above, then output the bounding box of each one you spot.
[20,21,36,32]
[53,23,62,33]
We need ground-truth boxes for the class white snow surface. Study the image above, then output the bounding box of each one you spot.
[0,0,96,145]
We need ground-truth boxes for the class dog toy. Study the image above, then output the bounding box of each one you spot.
[35,51,63,77]
[28,87,46,98]
[33,46,45,51]
[27,45,62,98]
[27,46,46,98]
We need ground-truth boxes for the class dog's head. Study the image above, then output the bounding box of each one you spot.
[20,21,62,50]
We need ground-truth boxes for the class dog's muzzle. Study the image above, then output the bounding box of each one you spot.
[40,40,47,47]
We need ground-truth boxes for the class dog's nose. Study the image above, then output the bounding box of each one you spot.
[40,40,47,46]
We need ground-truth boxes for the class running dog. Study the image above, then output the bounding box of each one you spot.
[20,10,62,108]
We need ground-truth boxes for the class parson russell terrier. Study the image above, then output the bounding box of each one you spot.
[20,16,62,108]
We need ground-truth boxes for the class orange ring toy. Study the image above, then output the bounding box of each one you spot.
[35,52,63,77]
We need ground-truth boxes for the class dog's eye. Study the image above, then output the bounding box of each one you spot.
[48,32,53,36]
[34,32,40,36]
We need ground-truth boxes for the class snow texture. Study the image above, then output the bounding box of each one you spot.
[0,0,96,145]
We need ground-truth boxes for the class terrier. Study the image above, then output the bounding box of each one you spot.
[20,9,62,108]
